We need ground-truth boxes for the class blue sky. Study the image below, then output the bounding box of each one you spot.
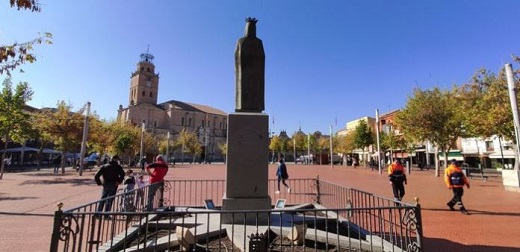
[2,1,519,135]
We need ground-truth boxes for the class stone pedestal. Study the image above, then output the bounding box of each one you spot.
[222,113,271,224]
[502,170,520,193]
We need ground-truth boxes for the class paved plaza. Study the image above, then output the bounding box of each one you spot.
[1,163,519,251]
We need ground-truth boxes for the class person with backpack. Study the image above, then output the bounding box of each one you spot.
[445,159,470,214]
[276,158,290,194]
[388,159,407,204]
[121,169,136,211]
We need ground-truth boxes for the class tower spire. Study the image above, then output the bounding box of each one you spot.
[140,45,154,64]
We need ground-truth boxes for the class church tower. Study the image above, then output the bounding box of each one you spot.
[128,49,160,106]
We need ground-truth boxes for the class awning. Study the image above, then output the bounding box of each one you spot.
[489,150,516,159]
[42,148,61,154]
[0,147,39,152]
[439,151,464,161]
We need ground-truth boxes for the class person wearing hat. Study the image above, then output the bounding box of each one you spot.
[94,155,125,216]
[145,155,169,210]
[388,159,407,204]
[444,159,470,214]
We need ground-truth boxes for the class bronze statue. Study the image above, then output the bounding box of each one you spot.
[235,17,265,112]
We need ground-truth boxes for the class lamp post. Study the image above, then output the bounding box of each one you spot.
[375,109,382,174]
[307,133,311,165]
[140,122,145,162]
[293,138,296,164]
[78,102,91,176]
[329,125,333,168]
[166,131,170,165]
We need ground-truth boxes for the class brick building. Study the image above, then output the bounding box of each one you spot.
[117,51,228,162]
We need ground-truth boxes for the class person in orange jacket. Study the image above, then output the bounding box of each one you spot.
[388,159,407,203]
[444,159,470,214]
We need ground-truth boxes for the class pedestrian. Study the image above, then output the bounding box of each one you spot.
[94,155,125,217]
[276,158,290,194]
[135,174,147,209]
[122,169,136,211]
[388,159,407,204]
[445,159,470,214]
[140,156,146,172]
[145,155,169,211]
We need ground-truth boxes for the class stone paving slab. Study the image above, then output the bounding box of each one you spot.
[1,164,520,251]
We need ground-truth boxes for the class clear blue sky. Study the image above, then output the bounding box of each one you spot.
[2,1,519,135]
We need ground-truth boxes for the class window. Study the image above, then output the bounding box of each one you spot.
[188,118,192,126]
[485,141,494,152]
[142,91,145,96]
[149,92,153,97]
[181,117,185,126]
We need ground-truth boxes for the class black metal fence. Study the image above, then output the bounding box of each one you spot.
[50,178,422,252]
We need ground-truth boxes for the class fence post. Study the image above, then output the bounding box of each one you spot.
[49,202,64,252]
[315,175,321,205]
[159,181,165,208]
[414,197,423,250]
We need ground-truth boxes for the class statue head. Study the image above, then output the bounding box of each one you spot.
[244,17,258,37]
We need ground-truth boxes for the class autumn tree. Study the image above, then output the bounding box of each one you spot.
[291,131,307,158]
[395,87,469,176]
[34,101,85,174]
[2,0,52,76]
[353,120,374,167]
[336,131,355,166]
[176,129,201,163]
[0,77,33,179]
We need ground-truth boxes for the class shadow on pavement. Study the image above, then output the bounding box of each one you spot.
[0,211,53,217]
[423,237,520,252]
[20,178,95,186]
[0,196,38,201]
[424,208,520,217]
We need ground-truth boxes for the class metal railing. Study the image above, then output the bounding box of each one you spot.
[50,178,422,252]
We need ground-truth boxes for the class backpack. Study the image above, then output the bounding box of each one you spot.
[450,171,465,186]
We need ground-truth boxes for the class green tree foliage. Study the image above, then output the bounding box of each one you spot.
[395,87,469,176]
[459,68,515,141]
[2,0,52,76]
[33,101,85,174]
[0,77,33,179]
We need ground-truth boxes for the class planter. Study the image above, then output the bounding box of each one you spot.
[502,169,520,192]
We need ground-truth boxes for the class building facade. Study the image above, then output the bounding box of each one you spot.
[117,52,228,162]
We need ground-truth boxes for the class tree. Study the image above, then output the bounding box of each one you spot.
[336,131,355,166]
[177,129,201,163]
[395,87,469,176]
[0,77,33,179]
[2,1,52,76]
[291,131,307,158]
[218,142,227,163]
[33,101,85,174]
[353,120,374,167]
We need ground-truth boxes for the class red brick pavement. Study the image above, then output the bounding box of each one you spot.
[1,164,519,251]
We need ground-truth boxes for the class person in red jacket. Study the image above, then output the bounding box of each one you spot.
[388,159,407,204]
[444,159,470,214]
[145,155,169,210]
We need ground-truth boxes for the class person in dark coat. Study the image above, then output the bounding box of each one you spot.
[94,155,125,215]
[276,159,290,193]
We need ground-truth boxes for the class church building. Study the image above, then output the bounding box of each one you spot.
[117,51,228,162]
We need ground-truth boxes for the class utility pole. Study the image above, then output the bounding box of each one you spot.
[140,122,145,162]
[375,109,382,174]
[329,125,333,168]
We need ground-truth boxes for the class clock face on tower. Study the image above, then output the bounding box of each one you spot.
[146,80,152,87]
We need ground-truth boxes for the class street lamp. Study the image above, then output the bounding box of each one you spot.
[166,131,170,165]
[140,122,145,161]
